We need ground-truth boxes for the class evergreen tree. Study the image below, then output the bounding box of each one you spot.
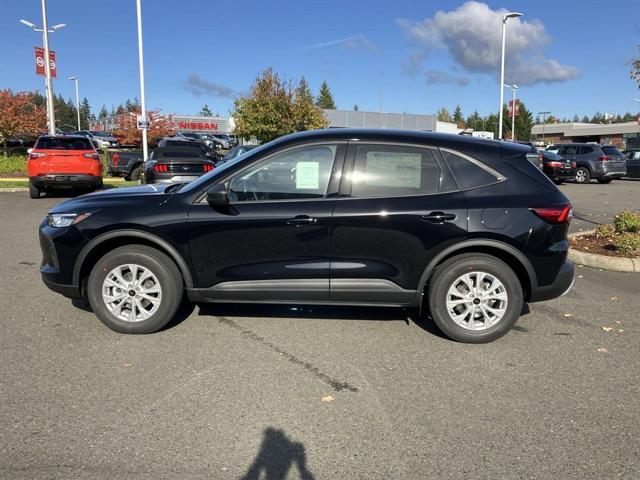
[581,115,590,123]
[292,77,327,132]
[199,104,213,116]
[315,81,336,109]
[98,105,108,121]
[465,110,482,130]
[452,105,464,127]
[353,104,359,111]
[572,114,580,122]
[622,112,635,122]
[79,97,93,129]
[501,101,534,141]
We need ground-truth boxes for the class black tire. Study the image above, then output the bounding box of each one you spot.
[575,167,591,184]
[28,181,40,199]
[87,245,184,334]
[427,253,523,343]
[552,178,563,185]
[126,165,141,182]
[597,178,612,184]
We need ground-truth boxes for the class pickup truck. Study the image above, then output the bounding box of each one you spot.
[105,149,144,181]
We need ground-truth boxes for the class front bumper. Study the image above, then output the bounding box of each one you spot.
[39,221,87,298]
[529,260,575,302]
[31,174,103,188]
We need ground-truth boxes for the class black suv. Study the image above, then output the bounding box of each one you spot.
[39,129,574,343]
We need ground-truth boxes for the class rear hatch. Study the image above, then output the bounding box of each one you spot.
[152,148,214,180]
[31,137,98,174]
[601,146,626,171]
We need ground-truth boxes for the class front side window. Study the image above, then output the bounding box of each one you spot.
[229,144,337,202]
[349,144,447,197]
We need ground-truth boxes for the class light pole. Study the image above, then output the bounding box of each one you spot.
[68,77,81,130]
[136,0,149,164]
[20,14,65,135]
[538,111,551,144]
[504,84,518,140]
[498,11,523,140]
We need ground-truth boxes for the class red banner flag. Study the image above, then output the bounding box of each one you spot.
[35,47,57,78]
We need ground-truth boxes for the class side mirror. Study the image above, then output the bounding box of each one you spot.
[206,183,229,211]
[27,148,33,154]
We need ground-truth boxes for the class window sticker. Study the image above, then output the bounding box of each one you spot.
[365,152,422,188]
[295,161,320,189]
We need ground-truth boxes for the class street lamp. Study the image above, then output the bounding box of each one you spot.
[19,3,66,135]
[136,0,149,165]
[538,111,551,144]
[504,84,518,140]
[498,11,523,140]
[68,76,81,130]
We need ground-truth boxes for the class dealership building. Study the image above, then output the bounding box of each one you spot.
[171,109,465,136]
[531,121,640,149]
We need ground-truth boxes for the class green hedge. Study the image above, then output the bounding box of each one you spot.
[0,156,28,176]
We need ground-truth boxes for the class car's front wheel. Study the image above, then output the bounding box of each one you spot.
[87,245,183,333]
[427,253,523,343]
[575,167,591,184]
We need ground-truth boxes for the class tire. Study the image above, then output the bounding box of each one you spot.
[427,253,523,343]
[28,181,40,199]
[87,245,184,334]
[126,165,141,182]
[552,178,563,185]
[597,178,612,184]
[575,167,591,184]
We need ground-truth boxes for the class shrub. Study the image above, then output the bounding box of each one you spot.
[595,224,615,238]
[613,210,640,234]
[614,232,640,256]
[0,155,28,176]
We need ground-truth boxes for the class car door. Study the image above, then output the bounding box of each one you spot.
[187,142,345,302]
[627,151,640,178]
[329,142,467,305]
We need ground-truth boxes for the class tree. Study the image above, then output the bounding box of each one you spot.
[111,110,174,146]
[631,36,640,87]
[292,77,327,132]
[232,68,328,143]
[465,110,482,130]
[315,81,336,109]
[581,115,590,123]
[199,104,213,116]
[436,107,452,122]
[501,101,534,141]
[353,104,359,111]
[452,105,464,128]
[0,90,47,156]
[572,114,580,122]
[79,97,93,129]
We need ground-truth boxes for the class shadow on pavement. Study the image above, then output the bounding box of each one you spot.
[241,427,315,480]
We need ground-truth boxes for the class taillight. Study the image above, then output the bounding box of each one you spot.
[153,164,169,173]
[28,152,46,160]
[571,162,576,168]
[83,153,101,160]
[547,161,564,168]
[203,164,214,172]
[112,152,120,166]
[531,204,573,224]
[597,156,612,161]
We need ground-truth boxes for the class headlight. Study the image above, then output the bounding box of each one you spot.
[47,213,92,228]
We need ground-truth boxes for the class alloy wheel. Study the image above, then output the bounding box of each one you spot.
[101,264,162,322]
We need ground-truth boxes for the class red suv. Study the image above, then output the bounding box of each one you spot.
[28,135,103,199]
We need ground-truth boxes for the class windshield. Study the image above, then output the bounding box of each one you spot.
[179,142,267,193]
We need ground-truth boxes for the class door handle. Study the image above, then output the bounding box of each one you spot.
[287,215,318,226]
[422,212,456,223]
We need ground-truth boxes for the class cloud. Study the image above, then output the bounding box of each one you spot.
[183,74,235,98]
[306,34,377,52]
[397,1,579,85]
[425,69,469,86]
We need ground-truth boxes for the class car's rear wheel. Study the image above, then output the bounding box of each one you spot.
[126,166,141,182]
[29,181,41,199]
[87,245,183,333]
[597,178,612,184]
[427,253,523,343]
[553,178,563,185]
[575,167,591,184]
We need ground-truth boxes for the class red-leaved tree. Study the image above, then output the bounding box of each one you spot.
[0,89,47,156]
[112,110,175,146]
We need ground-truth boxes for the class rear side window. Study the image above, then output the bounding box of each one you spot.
[35,137,93,150]
[350,144,448,197]
[440,150,500,189]
[602,146,622,156]
[578,146,593,155]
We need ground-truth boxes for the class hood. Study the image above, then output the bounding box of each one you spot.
[48,183,173,213]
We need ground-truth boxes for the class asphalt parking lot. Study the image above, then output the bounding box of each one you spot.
[1,182,639,479]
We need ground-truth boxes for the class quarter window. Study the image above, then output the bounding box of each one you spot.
[350,145,446,197]
[440,150,499,189]
[229,144,337,202]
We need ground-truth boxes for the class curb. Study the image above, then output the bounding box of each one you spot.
[568,229,640,273]
[0,188,28,193]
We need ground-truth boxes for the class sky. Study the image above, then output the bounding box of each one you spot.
[1,0,639,122]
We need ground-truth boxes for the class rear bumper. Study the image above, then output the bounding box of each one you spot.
[529,260,574,302]
[30,174,103,188]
